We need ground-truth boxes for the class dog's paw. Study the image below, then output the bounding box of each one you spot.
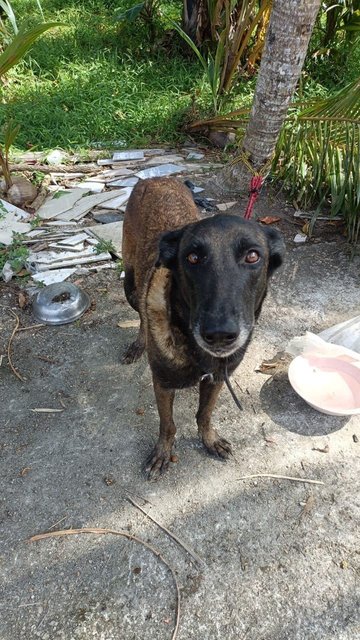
[145,444,172,480]
[121,341,145,364]
[203,431,233,459]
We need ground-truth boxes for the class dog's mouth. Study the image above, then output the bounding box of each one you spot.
[192,325,251,359]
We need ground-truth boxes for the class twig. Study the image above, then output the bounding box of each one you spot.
[29,527,180,640]
[7,310,26,382]
[17,324,45,331]
[127,496,204,567]
[48,516,67,530]
[235,474,324,486]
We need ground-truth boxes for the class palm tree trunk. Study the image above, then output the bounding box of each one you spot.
[217,0,321,194]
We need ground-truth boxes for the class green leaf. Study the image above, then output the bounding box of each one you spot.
[0,22,64,77]
[114,4,145,23]
[169,20,209,75]
[3,119,20,155]
[0,0,18,35]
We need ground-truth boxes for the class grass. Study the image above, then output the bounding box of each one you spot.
[2,0,359,153]
[0,0,205,150]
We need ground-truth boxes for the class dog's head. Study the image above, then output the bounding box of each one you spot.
[156,215,285,358]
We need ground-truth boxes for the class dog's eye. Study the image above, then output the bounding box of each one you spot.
[245,250,260,264]
[187,252,200,265]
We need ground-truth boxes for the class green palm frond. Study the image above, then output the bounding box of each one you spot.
[274,80,360,245]
[0,22,64,78]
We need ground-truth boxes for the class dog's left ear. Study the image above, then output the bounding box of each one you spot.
[263,226,285,276]
[156,228,184,269]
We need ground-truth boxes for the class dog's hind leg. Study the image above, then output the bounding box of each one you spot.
[196,379,232,459]
[146,377,176,480]
[121,320,145,364]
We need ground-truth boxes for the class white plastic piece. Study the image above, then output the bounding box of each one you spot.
[319,316,360,354]
[293,233,308,244]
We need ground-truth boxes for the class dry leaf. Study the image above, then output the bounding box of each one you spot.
[259,216,281,225]
[256,351,288,374]
[20,467,31,477]
[18,291,29,309]
[312,444,329,453]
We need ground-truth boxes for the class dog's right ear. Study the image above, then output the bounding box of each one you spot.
[156,228,184,269]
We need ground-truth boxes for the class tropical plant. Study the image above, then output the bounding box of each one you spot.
[174,1,272,113]
[320,0,360,47]
[114,1,161,43]
[216,0,321,192]
[274,78,360,245]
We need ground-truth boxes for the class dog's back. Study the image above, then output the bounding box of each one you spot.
[123,177,200,298]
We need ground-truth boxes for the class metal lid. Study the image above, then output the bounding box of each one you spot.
[32,282,90,325]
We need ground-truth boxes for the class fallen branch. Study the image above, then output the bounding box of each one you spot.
[127,496,203,567]
[29,527,180,640]
[235,474,324,486]
[7,310,26,382]
[3,163,100,175]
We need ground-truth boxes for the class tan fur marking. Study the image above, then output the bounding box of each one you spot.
[142,267,188,365]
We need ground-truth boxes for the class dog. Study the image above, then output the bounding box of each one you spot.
[122,177,284,479]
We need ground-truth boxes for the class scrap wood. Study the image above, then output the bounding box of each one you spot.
[127,496,204,567]
[7,310,26,382]
[29,527,181,640]
[235,474,324,486]
[28,185,50,213]
[3,163,101,175]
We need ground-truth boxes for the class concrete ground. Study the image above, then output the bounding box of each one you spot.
[0,197,359,640]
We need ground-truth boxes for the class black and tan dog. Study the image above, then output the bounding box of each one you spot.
[122,177,284,479]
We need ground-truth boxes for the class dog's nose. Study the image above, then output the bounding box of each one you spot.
[202,329,239,346]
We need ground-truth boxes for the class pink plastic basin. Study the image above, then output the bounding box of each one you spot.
[288,353,360,416]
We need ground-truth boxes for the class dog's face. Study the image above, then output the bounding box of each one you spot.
[157,215,284,358]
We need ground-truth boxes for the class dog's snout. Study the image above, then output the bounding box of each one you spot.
[201,328,239,347]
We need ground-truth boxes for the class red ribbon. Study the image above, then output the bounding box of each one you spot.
[244,175,264,220]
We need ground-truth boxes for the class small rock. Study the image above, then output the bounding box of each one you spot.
[353,434,359,443]
[208,130,236,148]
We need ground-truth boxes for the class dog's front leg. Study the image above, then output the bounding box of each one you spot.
[146,376,176,480]
[197,379,232,459]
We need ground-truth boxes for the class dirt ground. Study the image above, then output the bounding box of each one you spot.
[0,186,359,640]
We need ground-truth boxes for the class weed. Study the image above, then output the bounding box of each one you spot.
[95,238,116,254]
[29,214,42,228]
[0,232,29,272]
